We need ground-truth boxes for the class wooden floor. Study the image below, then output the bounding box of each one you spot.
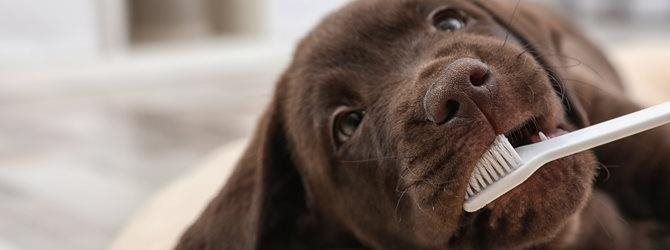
[0,45,287,249]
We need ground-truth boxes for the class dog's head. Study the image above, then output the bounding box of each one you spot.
[181,0,601,249]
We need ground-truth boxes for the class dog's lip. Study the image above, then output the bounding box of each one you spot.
[502,116,563,148]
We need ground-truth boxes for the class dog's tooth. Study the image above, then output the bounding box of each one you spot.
[539,131,549,141]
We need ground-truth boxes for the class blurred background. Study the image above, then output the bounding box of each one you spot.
[1,0,669,249]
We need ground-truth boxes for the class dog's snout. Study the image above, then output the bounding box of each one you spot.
[423,58,492,124]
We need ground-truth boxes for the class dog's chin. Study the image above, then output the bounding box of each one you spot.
[470,151,597,247]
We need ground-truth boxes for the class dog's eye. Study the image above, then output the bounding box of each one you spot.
[334,110,364,144]
[432,9,466,32]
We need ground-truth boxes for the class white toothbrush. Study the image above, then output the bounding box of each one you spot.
[463,101,670,212]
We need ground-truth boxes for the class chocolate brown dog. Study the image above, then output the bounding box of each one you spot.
[177,0,670,249]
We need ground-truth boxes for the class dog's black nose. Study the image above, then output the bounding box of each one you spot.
[423,58,491,124]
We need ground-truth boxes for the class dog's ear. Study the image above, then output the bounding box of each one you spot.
[476,0,591,127]
[176,77,308,249]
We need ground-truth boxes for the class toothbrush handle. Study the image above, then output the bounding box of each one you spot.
[521,101,670,162]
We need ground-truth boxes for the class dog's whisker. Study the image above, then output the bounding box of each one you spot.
[544,68,570,108]
[525,83,536,103]
[394,186,411,222]
[595,161,612,182]
[499,0,523,50]
[515,47,531,61]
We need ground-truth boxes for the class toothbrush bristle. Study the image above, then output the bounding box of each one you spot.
[464,135,522,200]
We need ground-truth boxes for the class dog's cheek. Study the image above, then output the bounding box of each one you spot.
[399,181,464,247]
[397,135,495,247]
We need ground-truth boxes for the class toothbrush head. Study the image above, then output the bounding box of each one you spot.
[463,135,523,212]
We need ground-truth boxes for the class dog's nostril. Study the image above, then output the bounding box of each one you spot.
[431,100,460,124]
[469,68,490,86]
[443,100,460,123]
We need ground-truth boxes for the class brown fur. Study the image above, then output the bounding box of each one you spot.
[177,0,670,249]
